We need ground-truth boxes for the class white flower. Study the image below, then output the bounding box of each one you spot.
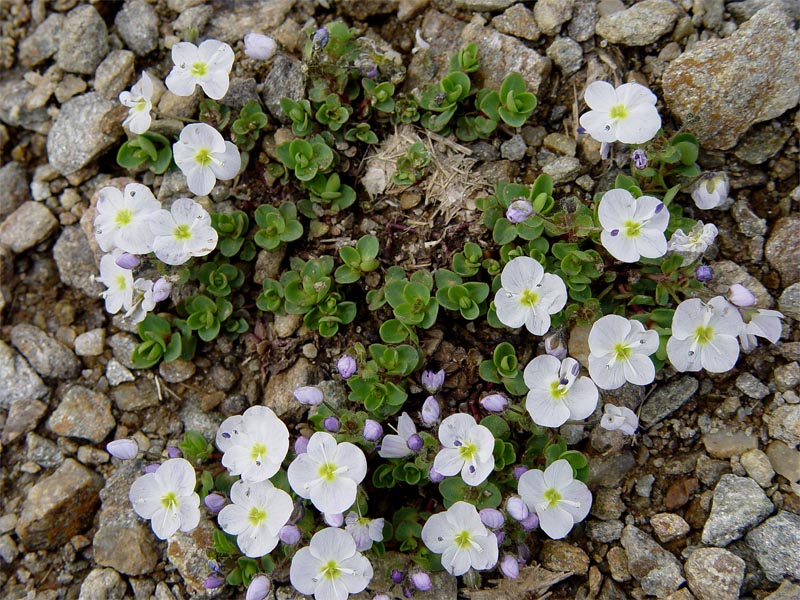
[287,432,367,515]
[216,406,290,482]
[666,296,743,373]
[518,460,592,539]
[217,479,293,558]
[588,314,660,390]
[421,501,499,576]
[129,458,201,540]
[119,72,154,134]
[598,189,669,263]
[290,527,373,600]
[151,197,218,266]
[668,221,718,265]
[523,355,598,428]
[691,173,729,210]
[600,404,639,435]
[173,123,241,196]
[378,412,417,459]
[165,39,234,100]
[740,308,784,352]
[94,183,160,254]
[97,253,134,314]
[345,512,384,552]
[494,256,567,335]
[124,278,157,324]
[578,81,661,145]
[433,413,495,487]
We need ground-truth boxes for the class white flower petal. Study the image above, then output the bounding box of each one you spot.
[537,505,574,539]
[397,412,417,439]
[588,314,630,356]
[700,334,740,373]
[439,413,476,447]
[185,165,217,196]
[165,68,197,97]
[494,292,528,329]
[614,103,661,144]
[583,81,617,111]
[433,448,464,476]
[210,141,241,180]
[500,256,543,293]
[526,392,571,428]
[290,548,321,595]
[543,459,574,490]
[378,434,412,459]
[579,109,618,143]
[563,377,598,420]
[670,298,706,340]
[666,336,702,372]
[621,352,656,385]
[588,355,627,390]
[461,456,494,486]
[421,512,454,553]
[601,231,641,262]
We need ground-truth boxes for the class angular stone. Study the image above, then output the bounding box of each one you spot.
[765,404,800,447]
[702,474,774,546]
[492,4,541,41]
[56,5,109,75]
[766,440,800,482]
[541,540,589,574]
[621,524,685,597]
[78,568,126,600]
[0,77,51,132]
[206,0,295,43]
[94,460,159,575]
[10,323,81,379]
[0,161,30,219]
[640,376,698,426]
[765,580,800,600]
[0,341,49,409]
[735,373,769,400]
[27,432,64,468]
[94,50,136,99]
[16,458,104,550]
[263,357,318,421]
[663,5,800,150]
[0,201,58,253]
[703,428,758,458]
[588,451,636,487]
[2,398,48,444]
[650,513,690,543]
[46,92,122,176]
[778,283,800,320]
[456,0,516,9]
[766,217,800,286]
[685,548,745,600]
[745,511,800,582]
[167,519,220,596]
[740,449,775,488]
[19,13,64,67]
[74,329,106,357]
[47,385,115,443]
[115,0,159,56]
[534,0,575,36]
[595,0,679,45]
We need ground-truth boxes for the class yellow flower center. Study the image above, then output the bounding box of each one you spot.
[116,275,128,291]
[454,530,473,549]
[248,506,267,526]
[115,208,134,226]
[550,381,568,400]
[519,289,539,308]
[250,443,267,462]
[190,61,208,77]
[161,491,178,510]
[543,488,562,508]
[318,462,338,482]
[612,342,632,362]
[623,220,642,238]
[195,148,213,167]
[135,99,148,112]
[173,224,192,241]
[458,442,478,461]
[609,104,628,120]
[693,325,713,345]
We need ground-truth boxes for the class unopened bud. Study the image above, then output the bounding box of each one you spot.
[324,512,343,527]
[421,369,445,394]
[506,199,533,224]
[391,569,404,584]
[480,394,508,412]
[323,416,340,432]
[204,492,226,514]
[115,252,140,269]
[479,508,505,529]
[544,334,568,360]
[407,433,423,452]
[204,574,224,589]
[411,572,432,592]
[294,436,309,454]
[362,419,383,442]
[695,265,713,282]
[520,512,539,531]
[421,396,440,425]
[428,467,445,483]
[632,148,648,170]
[152,277,172,302]
[246,575,271,600]
[336,354,357,379]
[106,438,138,460]
[729,283,756,307]
[500,555,519,579]
[244,33,277,60]
[505,496,529,521]
[279,524,301,545]
[293,386,323,405]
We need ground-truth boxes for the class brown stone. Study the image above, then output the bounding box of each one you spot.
[665,477,699,510]
[766,217,800,286]
[541,540,590,575]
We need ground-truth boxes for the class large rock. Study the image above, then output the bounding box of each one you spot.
[745,511,800,582]
[115,0,159,56]
[206,0,295,42]
[621,524,684,597]
[16,458,104,550]
[0,201,58,253]
[56,4,109,75]
[595,0,679,46]
[766,217,800,286]
[702,474,773,546]
[263,357,318,421]
[663,5,800,150]
[94,461,159,575]
[167,519,222,597]
[10,323,81,380]
[685,548,745,600]
[46,92,122,176]
[0,341,49,409]
[53,225,104,297]
[47,385,116,443]
[639,376,698,427]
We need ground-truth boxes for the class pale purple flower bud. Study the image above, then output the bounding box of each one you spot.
[246,575,271,600]
[204,493,226,514]
[313,27,329,49]
[494,530,506,545]
[360,60,378,78]
[293,385,323,405]
[391,569,404,584]
[516,542,531,563]
[729,283,756,307]
[324,512,344,527]
[152,277,172,302]
[411,572,432,592]
[500,555,519,579]
[323,416,340,432]
[506,199,533,224]
[294,436,309,454]
[403,587,413,599]
[244,33,277,60]
[512,466,529,480]
[204,574,224,589]
[632,148,648,169]
[428,467,445,483]
[479,508,505,529]
[421,369,445,394]
[115,252,140,269]
[337,354,357,379]
[421,396,440,425]
[362,419,383,442]
[695,265,713,282]
[167,446,181,458]
[279,524,301,545]
[544,334,568,360]
[373,595,391,600]
[106,438,138,460]
[600,141,611,160]
[505,496,529,521]
[520,512,539,531]
[407,433,423,452]
[480,393,508,412]
[144,463,160,474]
